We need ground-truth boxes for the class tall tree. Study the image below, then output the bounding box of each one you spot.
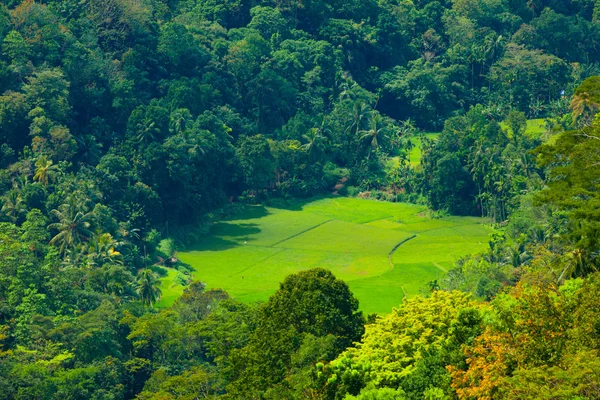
[33,156,58,187]
[48,197,94,255]
[135,268,162,307]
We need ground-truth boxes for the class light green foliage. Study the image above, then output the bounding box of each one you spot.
[345,386,408,399]
[23,69,71,124]
[318,291,480,398]
[3,30,31,64]
[499,118,547,139]
[137,366,220,400]
[156,268,186,308]
[408,132,439,167]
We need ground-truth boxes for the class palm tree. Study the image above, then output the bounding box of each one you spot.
[530,226,548,244]
[13,174,29,191]
[404,139,414,162]
[528,99,546,118]
[302,127,326,161]
[136,269,162,307]
[315,115,332,139]
[48,198,94,255]
[427,280,440,292]
[346,101,370,138]
[339,80,358,101]
[169,108,193,136]
[1,190,26,223]
[548,248,598,284]
[136,119,161,144]
[570,92,598,127]
[76,134,103,165]
[504,243,531,268]
[186,132,207,158]
[33,156,58,187]
[398,118,416,137]
[359,113,386,154]
[84,233,123,267]
[164,131,206,160]
[469,140,489,219]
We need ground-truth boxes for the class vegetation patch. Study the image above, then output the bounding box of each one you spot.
[408,132,440,166]
[500,118,547,139]
[169,197,492,313]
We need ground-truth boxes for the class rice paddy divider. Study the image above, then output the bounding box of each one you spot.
[269,219,334,247]
[387,234,417,273]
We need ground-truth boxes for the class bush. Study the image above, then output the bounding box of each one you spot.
[156,239,176,258]
[174,271,191,286]
[346,186,360,197]
[323,162,350,187]
[150,265,168,277]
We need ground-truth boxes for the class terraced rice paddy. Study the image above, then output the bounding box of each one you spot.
[159,197,492,314]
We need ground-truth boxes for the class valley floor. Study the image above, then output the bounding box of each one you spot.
[160,197,492,314]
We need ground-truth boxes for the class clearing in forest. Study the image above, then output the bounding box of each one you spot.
[391,119,549,171]
[160,197,492,314]
[388,132,440,170]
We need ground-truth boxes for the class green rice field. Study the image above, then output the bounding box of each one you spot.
[158,197,492,314]
[388,132,440,170]
[500,118,547,138]
[408,132,440,166]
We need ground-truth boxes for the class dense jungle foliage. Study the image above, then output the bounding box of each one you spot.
[1,0,600,398]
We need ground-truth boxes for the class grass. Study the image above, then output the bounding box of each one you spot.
[500,118,547,139]
[158,197,492,314]
[158,268,186,307]
[408,132,440,167]
[523,118,547,137]
[388,132,440,171]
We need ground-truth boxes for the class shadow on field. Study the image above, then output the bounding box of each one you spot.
[212,222,261,237]
[264,195,333,212]
[221,205,270,220]
[186,222,261,251]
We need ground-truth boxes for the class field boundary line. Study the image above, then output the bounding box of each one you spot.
[240,243,383,255]
[432,262,447,272]
[360,215,395,225]
[400,285,407,300]
[227,248,287,278]
[387,234,417,272]
[269,219,334,247]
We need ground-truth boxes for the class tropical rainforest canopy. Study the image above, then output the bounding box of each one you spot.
[0,0,600,398]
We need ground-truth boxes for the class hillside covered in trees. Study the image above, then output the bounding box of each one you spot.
[1,0,600,398]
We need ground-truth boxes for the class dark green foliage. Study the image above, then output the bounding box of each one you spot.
[236,134,275,192]
[420,106,542,219]
[536,122,600,275]
[0,0,596,398]
[227,268,364,397]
